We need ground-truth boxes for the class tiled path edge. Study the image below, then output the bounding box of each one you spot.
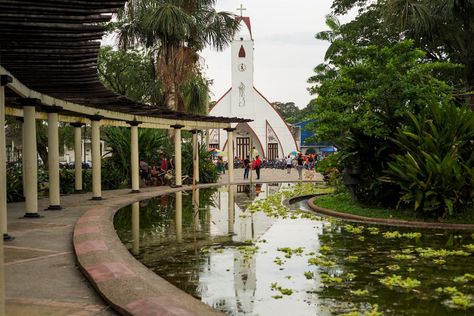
[73,185,223,316]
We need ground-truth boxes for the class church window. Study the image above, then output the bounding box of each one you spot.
[238,45,246,58]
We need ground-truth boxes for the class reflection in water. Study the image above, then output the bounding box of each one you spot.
[115,185,474,316]
[175,191,183,243]
[131,202,140,255]
[228,185,235,235]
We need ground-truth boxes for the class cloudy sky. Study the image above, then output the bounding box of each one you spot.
[201,0,355,108]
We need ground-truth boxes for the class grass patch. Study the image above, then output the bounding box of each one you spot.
[314,192,474,224]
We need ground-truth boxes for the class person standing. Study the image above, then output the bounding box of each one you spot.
[243,155,250,179]
[296,153,304,181]
[139,158,149,187]
[254,155,262,180]
[286,155,292,174]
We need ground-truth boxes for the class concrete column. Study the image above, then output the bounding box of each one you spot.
[0,231,4,316]
[16,118,25,196]
[1,75,13,239]
[90,116,103,200]
[128,121,141,193]
[23,105,39,217]
[191,130,200,184]
[225,128,236,184]
[131,202,140,255]
[175,191,183,242]
[171,125,184,187]
[46,108,63,210]
[71,123,84,193]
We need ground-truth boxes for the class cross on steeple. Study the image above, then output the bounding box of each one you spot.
[237,4,247,17]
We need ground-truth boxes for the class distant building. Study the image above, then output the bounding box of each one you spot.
[292,120,336,155]
[209,15,297,160]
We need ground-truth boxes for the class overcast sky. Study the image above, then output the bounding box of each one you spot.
[201,0,355,108]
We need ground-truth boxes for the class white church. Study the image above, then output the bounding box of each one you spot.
[208,14,297,161]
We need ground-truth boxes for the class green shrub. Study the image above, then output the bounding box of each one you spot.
[59,169,92,194]
[182,141,219,184]
[316,153,343,189]
[382,103,474,218]
[7,165,23,202]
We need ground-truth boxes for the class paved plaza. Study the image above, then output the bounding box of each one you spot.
[3,169,322,316]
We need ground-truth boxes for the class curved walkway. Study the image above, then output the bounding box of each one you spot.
[4,169,322,316]
[307,196,474,230]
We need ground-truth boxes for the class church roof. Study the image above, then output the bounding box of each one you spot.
[236,16,252,39]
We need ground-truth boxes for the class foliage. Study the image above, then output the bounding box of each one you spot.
[272,101,301,122]
[331,0,474,97]
[181,139,219,183]
[98,46,164,104]
[382,103,474,217]
[101,127,170,188]
[6,164,23,202]
[180,72,210,115]
[316,153,343,189]
[59,169,92,194]
[308,37,462,206]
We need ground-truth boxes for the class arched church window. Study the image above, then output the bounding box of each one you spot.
[238,45,246,58]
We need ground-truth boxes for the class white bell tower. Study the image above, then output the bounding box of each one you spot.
[230,8,255,117]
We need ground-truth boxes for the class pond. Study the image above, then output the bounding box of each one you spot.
[114,184,474,316]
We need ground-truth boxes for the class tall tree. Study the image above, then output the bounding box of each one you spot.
[114,0,240,112]
[98,46,164,104]
[331,0,474,102]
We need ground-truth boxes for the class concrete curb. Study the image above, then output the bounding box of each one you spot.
[307,196,474,230]
[73,185,224,316]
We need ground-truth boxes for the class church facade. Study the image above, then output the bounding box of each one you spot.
[208,16,297,160]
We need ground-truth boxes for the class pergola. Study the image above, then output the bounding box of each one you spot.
[0,1,249,312]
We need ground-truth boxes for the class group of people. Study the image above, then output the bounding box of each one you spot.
[242,155,262,180]
[291,153,319,180]
[139,154,174,187]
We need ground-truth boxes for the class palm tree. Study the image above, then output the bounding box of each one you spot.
[114,0,240,112]
[315,14,343,61]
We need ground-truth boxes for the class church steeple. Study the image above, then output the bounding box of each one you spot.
[230,16,254,114]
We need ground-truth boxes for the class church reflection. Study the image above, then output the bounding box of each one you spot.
[115,184,285,315]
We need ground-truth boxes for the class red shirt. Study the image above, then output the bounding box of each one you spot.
[160,159,168,172]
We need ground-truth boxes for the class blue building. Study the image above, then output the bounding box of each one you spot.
[292,120,336,155]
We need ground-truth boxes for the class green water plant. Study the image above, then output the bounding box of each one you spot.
[463,244,474,252]
[340,304,382,316]
[270,282,293,296]
[368,227,380,235]
[379,274,421,290]
[308,256,335,267]
[277,247,304,258]
[415,247,470,259]
[453,273,474,283]
[370,268,385,276]
[304,271,314,280]
[345,256,359,263]
[391,254,415,260]
[344,224,364,234]
[382,231,402,239]
[386,264,401,271]
[321,273,343,285]
[436,287,474,309]
[351,289,369,296]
